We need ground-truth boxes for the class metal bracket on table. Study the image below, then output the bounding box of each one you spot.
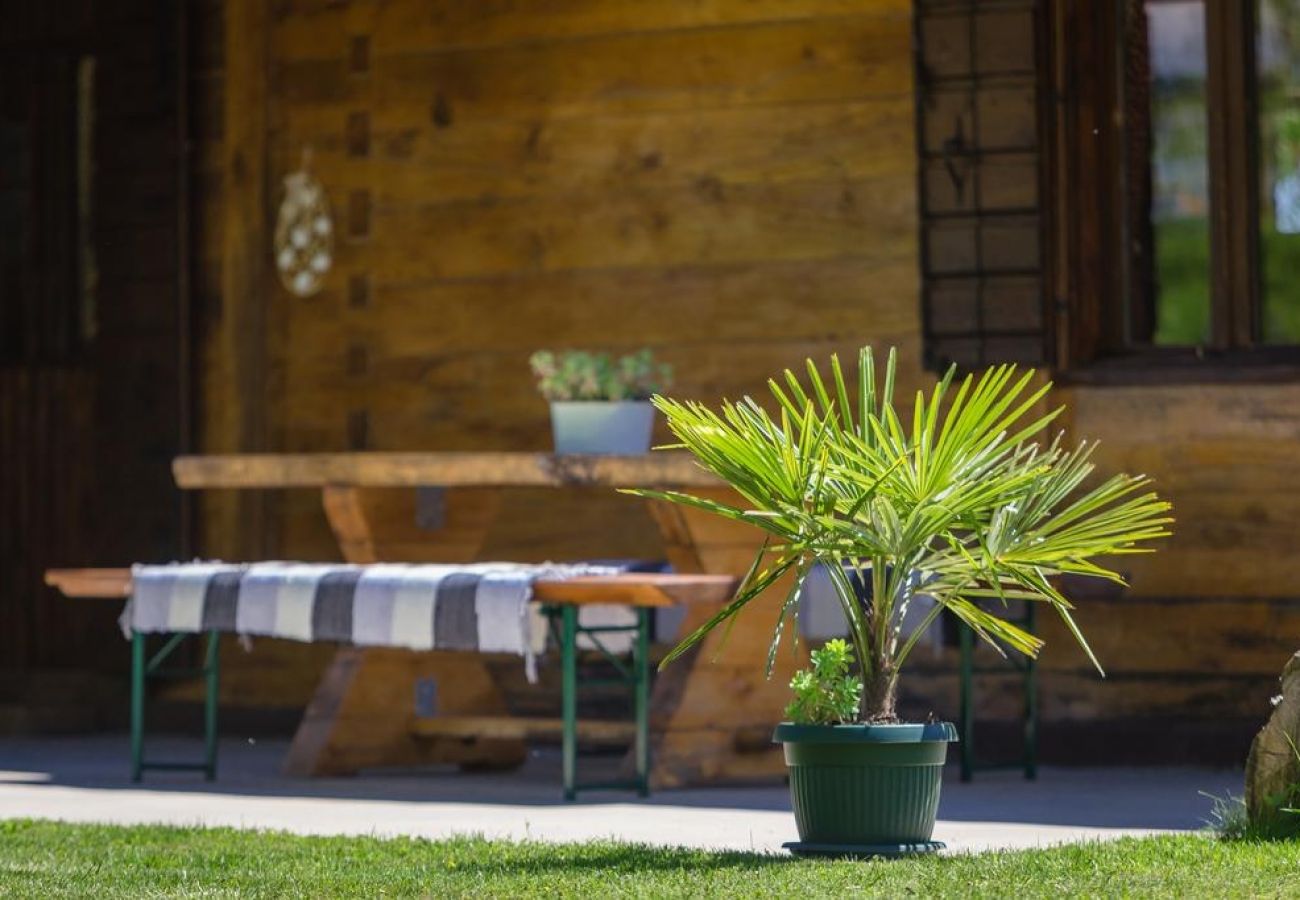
[415,486,445,531]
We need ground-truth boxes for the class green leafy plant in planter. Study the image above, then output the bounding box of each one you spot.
[785,639,863,725]
[625,346,1172,856]
[530,349,673,454]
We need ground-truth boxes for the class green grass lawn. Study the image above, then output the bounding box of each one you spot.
[1,819,1298,898]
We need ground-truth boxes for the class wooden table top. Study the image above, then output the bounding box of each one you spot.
[172,451,723,490]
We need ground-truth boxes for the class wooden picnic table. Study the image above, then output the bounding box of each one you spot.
[171,452,802,787]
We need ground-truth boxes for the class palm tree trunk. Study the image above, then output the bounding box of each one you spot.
[862,666,898,722]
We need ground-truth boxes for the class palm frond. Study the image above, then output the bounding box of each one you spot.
[633,347,1172,717]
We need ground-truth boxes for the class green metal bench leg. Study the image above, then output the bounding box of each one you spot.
[129,629,221,782]
[1023,605,1037,781]
[561,605,578,801]
[204,629,220,781]
[131,630,145,782]
[959,622,973,783]
[634,608,651,797]
[958,611,1038,782]
[551,605,651,800]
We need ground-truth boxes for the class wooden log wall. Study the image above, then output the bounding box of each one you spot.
[190,0,925,717]
[190,0,1296,762]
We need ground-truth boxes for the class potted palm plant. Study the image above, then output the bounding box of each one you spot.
[530,349,673,454]
[626,347,1172,857]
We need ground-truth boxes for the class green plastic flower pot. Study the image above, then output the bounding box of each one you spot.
[773,722,958,857]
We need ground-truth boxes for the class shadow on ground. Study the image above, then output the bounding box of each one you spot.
[0,733,1240,832]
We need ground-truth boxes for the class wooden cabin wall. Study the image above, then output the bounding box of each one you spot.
[1045,386,1300,759]
[261,0,922,565]
[190,1,925,715]
[192,0,1292,763]
[912,383,1300,763]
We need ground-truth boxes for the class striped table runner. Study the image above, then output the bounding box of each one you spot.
[122,562,624,680]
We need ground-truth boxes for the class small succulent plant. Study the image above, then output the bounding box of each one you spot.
[785,639,864,726]
[530,349,673,402]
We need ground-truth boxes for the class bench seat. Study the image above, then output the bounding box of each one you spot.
[45,567,735,607]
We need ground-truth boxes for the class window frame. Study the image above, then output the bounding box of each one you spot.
[1046,0,1300,383]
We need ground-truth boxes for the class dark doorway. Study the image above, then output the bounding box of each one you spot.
[0,1,188,730]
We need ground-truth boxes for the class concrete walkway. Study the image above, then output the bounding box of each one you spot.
[0,736,1239,855]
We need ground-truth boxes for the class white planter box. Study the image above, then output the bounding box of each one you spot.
[549,401,655,455]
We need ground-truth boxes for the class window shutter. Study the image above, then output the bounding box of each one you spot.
[914,0,1052,371]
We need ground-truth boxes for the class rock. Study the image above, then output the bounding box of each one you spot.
[1244,652,1300,834]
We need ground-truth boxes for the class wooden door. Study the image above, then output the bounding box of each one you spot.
[0,2,188,710]
[0,50,98,677]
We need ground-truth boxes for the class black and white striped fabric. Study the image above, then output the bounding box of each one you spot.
[122,562,624,680]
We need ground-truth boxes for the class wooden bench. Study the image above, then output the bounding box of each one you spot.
[46,567,736,799]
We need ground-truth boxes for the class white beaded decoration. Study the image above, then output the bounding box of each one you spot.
[274,151,333,297]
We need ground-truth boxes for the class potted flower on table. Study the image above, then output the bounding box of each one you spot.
[626,347,1171,857]
[530,349,673,455]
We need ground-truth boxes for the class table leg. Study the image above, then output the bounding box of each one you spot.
[283,646,527,776]
[644,491,807,787]
[283,484,526,776]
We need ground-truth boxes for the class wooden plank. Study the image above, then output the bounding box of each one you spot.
[277,95,916,204]
[44,566,735,609]
[532,574,737,608]
[173,451,720,489]
[410,715,636,743]
[285,258,920,359]
[285,334,925,440]
[902,669,1281,723]
[902,598,1300,679]
[44,568,132,598]
[271,337,926,467]
[345,175,915,284]
[276,17,913,122]
[273,0,910,59]
[1114,550,1300,600]
[1061,382,1300,437]
[1058,382,1300,599]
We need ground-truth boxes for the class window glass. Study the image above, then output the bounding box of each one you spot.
[1258,0,1300,344]
[1131,1,1212,346]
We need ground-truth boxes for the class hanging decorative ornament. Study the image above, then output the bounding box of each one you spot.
[274,147,334,297]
